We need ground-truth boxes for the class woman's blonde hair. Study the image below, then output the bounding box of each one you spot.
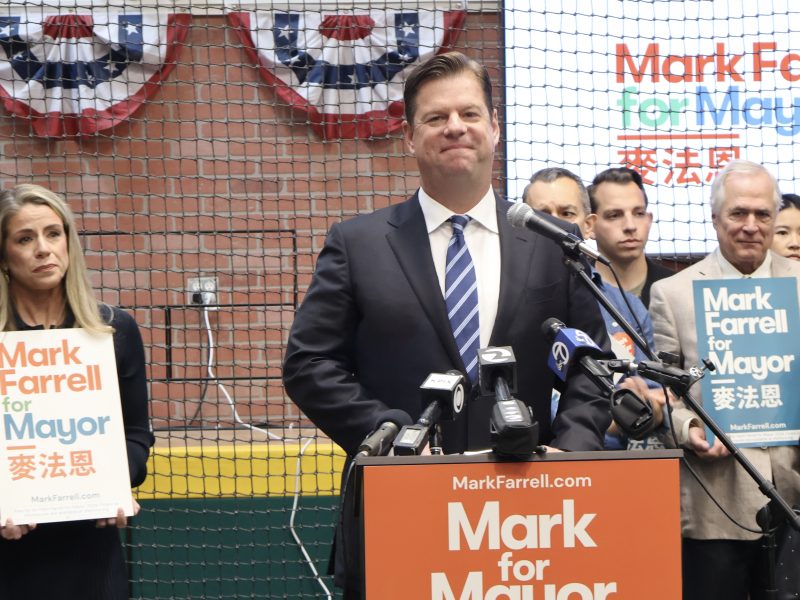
[0,184,111,333]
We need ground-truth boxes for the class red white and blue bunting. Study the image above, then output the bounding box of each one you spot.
[228,10,465,139]
[0,11,190,136]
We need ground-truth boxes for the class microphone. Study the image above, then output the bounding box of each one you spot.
[393,371,466,456]
[421,370,467,421]
[477,347,539,458]
[542,317,606,383]
[507,203,610,266]
[602,358,705,395]
[542,318,656,440]
[357,421,400,457]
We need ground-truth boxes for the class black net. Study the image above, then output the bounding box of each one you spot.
[0,2,796,598]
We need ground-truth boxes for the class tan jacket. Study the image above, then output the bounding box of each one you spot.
[650,250,800,539]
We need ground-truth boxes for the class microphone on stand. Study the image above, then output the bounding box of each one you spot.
[507,203,611,266]
[601,356,709,395]
[393,371,466,455]
[477,346,539,458]
[356,422,401,457]
[542,318,657,440]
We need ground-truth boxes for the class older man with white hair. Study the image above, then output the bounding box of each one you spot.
[650,159,800,600]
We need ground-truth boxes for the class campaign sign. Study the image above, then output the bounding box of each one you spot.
[0,329,133,524]
[693,278,800,447]
[505,0,800,257]
[361,453,682,599]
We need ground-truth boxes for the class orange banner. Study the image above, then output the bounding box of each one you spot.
[362,453,681,599]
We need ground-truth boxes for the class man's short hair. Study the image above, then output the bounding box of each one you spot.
[587,167,648,213]
[522,167,590,215]
[403,51,493,126]
[710,160,781,215]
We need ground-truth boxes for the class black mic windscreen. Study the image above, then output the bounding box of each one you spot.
[540,317,565,339]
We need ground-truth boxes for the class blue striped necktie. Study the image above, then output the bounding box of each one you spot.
[445,215,480,383]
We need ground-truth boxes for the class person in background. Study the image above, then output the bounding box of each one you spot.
[650,160,800,600]
[0,184,154,600]
[586,167,673,307]
[771,192,800,261]
[522,167,591,236]
[284,53,612,600]
[524,167,669,448]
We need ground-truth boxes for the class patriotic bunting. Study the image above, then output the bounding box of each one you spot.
[0,11,190,136]
[228,10,465,139]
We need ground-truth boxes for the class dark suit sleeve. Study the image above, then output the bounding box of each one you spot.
[110,307,155,487]
[283,224,413,455]
[549,260,614,452]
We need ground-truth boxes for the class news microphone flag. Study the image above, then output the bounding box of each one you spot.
[545,320,604,382]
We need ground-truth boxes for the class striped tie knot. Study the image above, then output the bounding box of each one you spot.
[450,214,470,234]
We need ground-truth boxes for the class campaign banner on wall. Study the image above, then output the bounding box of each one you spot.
[693,278,800,447]
[0,328,132,524]
[504,0,800,256]
[361,454,681,599]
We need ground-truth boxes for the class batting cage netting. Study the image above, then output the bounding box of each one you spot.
[0,0,795,598]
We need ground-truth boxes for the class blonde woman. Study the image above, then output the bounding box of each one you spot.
[0,184,153,600]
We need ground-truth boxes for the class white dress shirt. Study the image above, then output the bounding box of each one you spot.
[715,247,773,279]
[417,187,501,349]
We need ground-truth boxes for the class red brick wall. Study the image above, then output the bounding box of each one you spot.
[0,12,503,432]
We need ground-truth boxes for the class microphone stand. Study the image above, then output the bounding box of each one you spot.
[393,400,443,456]
[561,254,800,598]
[562,256,657,360]
[632,359,800,599]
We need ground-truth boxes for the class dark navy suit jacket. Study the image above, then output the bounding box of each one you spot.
[282,193,612,596]
[284,193,611,453]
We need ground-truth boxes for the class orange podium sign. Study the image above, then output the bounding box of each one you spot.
[359,450,682,600]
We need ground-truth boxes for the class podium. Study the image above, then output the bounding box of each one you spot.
[356,450,683,599]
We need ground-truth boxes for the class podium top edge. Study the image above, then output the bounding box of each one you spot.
[355,449,683,466]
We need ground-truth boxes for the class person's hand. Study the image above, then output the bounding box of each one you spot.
[539,445,563,453]
[612,376,656,430]
[96,496,140,529]
[0,519,36,540]
[643,387,672,427]
[607,377,664,433]
[687,425,729,459]
[617,375,650,398]
[617,377,675,427]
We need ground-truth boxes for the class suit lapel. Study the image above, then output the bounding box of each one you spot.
[491,197,535,345]
[695,253,720,279]
[385,194,463,368]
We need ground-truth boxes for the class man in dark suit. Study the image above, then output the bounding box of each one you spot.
[282,52,612,599]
